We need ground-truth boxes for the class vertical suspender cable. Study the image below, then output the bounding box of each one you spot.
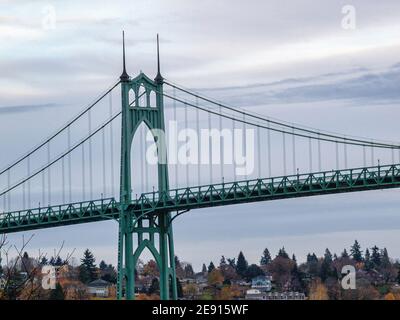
[68,125,72,202]
[257,125,261,178]
[47,142,51,205]
[391,148,394,164]
[208,111,212,184]
[335,142,339,170]
[363,146,366,167]
[88,109,93,199]
[308,137,312,172]
[27,155,31,208]
[232,117,236,181]
[243,113,247,178]
[292,127,296,175]
[42,168,45,207]
[62,156,65,203]
[82,144,86,200]
[371,144,374,166]
[7,170,10,211]
[282,132,286,175]
[196,97,200,186]
[344,139,348,168]
[102,126,106,197]
[220,106,224,180]
[173,87,178,188]
[267,121,271,177]
[109,93,115,197]
[184,102,189,187]
[22,181,26,210]
[318,134,322,171]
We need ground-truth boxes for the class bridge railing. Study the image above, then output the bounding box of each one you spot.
[133,163,400,205]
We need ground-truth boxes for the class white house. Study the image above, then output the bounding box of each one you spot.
[87,279,111,297]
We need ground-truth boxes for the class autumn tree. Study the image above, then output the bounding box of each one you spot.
[309,279,329,300]
[143,260,159,277]
[208,269,224,297]
[175,256,185,279]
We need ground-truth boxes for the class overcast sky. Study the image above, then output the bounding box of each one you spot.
[2,0,400,270]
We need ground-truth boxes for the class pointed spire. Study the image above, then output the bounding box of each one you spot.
[154,34,163,84]
[120,30,130,82]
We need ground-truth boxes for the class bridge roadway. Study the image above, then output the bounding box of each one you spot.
[1,163,399,233]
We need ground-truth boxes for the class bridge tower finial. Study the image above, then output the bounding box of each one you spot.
[120,30,130,82]
[154,34,163,84]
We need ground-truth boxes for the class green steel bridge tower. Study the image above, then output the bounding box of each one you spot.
[117,34,177,299]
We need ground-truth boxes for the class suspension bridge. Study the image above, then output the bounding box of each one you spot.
[1,33,400,300]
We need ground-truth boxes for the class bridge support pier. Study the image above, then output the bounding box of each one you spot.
[116,210,177,300]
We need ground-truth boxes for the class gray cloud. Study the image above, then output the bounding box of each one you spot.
[0,103,60,114]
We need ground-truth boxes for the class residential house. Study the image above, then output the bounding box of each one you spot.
[251,275,272,292]
[87,279,112,298]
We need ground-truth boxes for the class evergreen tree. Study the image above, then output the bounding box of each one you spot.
[207,262,215,273]
[381,248,390,268]
[220,256,226,266]
[54,256,63,266]
[79,249,98,283]
[202,263,207,274]
[306,253,318,263]
[40,257,48,265]
[371,246,381,267]
[320,249,333,281]
[350,240,363,262]
[260,248,272,265]
[184,264,194,278]
[99,260,107,271]
[292,254,297,263]
[49,257,56,266]
[245,264,264,281]
[364,248,372,271]
[49,283,65,300]
[341,249,349,258]
[333,253,338,260]
[277,247,289,259]
[227,258,236,269]
[236,251,248,277]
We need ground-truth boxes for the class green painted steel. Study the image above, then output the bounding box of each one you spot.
[117,70,176,300]
[1,163,400,234]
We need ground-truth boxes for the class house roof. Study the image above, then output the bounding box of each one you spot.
[87,279,111,287]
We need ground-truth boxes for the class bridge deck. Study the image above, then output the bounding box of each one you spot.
[1,164,399,233]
